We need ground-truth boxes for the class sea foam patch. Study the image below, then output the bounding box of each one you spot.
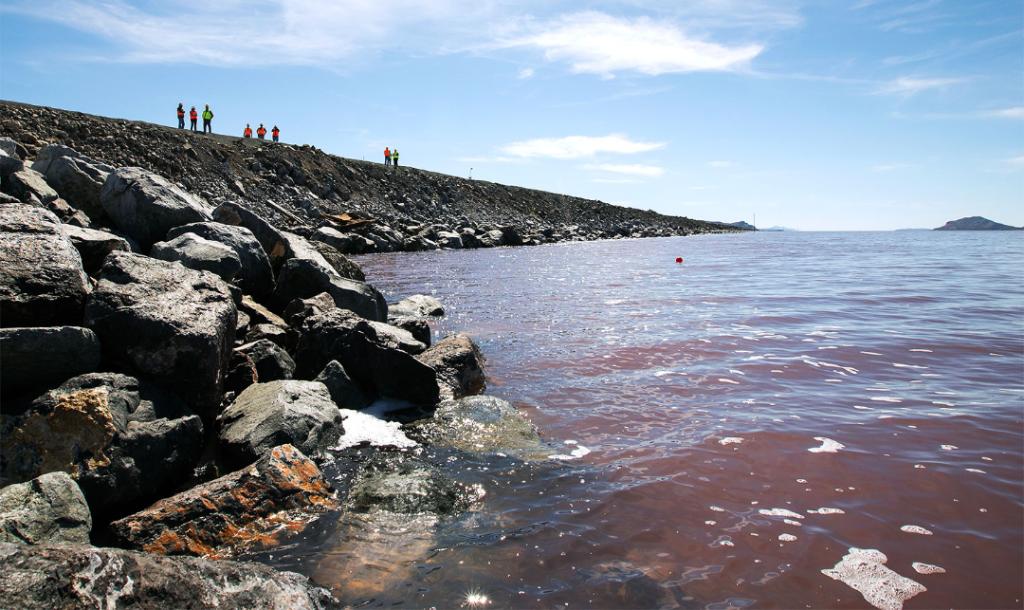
[550,440,591,460]
[821,547,927,610]
[759,508,805,520]
[808,507,845,515]
[899,525,933,535]
[912,562,945,575]
[332,409,417,450]
[719,437,744,446]
[808,437,845,453]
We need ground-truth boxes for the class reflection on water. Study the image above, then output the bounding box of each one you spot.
[261,231,1024,609]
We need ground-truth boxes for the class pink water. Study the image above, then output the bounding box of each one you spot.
[272,231,1024,609]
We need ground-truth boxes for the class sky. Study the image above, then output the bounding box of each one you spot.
[0,0,1021,230]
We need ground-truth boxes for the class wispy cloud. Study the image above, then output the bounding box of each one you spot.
[502,12,763,77]
[707,160,734,168]
[500,134,665,159]
[1007,155,1024,167]
[583,163,665,177]
[517,67,535,79]
[876,76,967,96]
[985,106,1024,119]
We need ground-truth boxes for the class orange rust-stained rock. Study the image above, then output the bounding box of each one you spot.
[109,444,337,558]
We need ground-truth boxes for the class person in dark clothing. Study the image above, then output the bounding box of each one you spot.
[176,103,185,128]
[189,107,198,131]
[271,126,280,142]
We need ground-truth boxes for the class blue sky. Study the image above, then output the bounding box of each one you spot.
[1,0,1021,230]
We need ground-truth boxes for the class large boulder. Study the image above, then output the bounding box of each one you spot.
[84,252,236,417]
[281,230,341,277]
[389,316,431,346]
[1,168,58,205]
[167,222,274,298]
[234,339,295,382]
[99,167,212,249]
[109,444,337,558]
[0,327,100,398]
[0,205,90,327]
[0,472,91,545]
[436,231,463,249]
[407,395,543,455]
[315,360,370,410]
[367,320,427,355]
[416,333,486,400]
[212,201,289,272]
[274,258,386,321]
[30,144,114,221]
[0,377,204,517]
[295,309,439,405]
[151,232,242,283]
[347,449,483,516]
[60,224,131,275]
[314,227,374,254]
[389,294,445,318]
[312,241,366,281]
[0,148,23,180]
[217,380,342,469]
[0,542,335,610]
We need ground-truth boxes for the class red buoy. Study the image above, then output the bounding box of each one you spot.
[675,257,683,263]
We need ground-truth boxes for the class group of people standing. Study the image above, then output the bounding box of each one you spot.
[177,103,214,133]
[384,147,400,167]
[243,123,280,142]
[174,103,280,142]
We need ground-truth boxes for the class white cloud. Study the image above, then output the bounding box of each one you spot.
[517,67,535,79]
[500,134,665,159]
[986,106,1024,119]
[708,160,734,168]
[583,163,665,177]
[503,12,763,77]
[1007,155,1024,167]
[876,76,967,96]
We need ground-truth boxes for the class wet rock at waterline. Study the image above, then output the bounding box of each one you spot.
[0,472,92,545]
[216,380,343,469]
[84,251,236,417]
[415,333,486,400]
[407,395,543,456]
[346,449,484,516]
[0,542,336,610]
[0,205,90,327]
[274,257,386,322]
[315,360,371,410]
[109,444,336,558]
[388,294,445,318]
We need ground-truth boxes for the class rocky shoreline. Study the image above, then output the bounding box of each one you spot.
[0,103,731,608]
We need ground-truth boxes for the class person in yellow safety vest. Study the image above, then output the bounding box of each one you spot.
[256,124,267,140]
[243,124,252,138]
[202,105,214,133]
[392,149,399,168]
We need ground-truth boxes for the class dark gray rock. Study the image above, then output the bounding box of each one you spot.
[217,380,343,469]
[0,327,100,398]
[0,148,24,181]
[167,222,275,298]
[30,144,113,221]
[234,338,295,382]
[415,333,486,401]
[84,251,236,417]
[0,542,335,610]
[0,204,90,327]
[151,232,242,283]
[99,166,212,249]
[436,230,463,249]
[0,472,91,544]
[314,227,374,254]
[347,449,483,515]
[389,294,444,318]
[402,235,437,251]
[312,241,366,281]
[459,227,481,248]
[407,395,543,455]
[478,229,505,247]
[212,200,290,272]
[295,309,439,405]
[1,168,58,205]
[274,258,387,322]
[389,316,431,346]
[49,373,141,425]
[280,230,339,279]
[284,292,336,329]
[367,320,427,355]
[315,360,370,410]
[60,224,131,275]
[245,323,293,351]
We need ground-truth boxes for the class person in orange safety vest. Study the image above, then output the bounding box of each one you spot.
[256,124,267,140]
[243,124,252,138]
[272,126,280,142]
[189,107,198,131]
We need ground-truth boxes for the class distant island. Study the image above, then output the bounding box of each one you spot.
[934,216,1022,231]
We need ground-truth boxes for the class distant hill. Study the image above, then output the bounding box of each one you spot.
[722,221,756,230]
[934,216,1022,231]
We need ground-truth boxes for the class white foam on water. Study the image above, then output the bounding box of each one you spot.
[332,409,418,450]
[808,507,846,515]
[717,378,740,385]
[982,456,993,461]
[878,415,895,420]
[870,397,903,403]
[654,370,674,377]
[779,533,798,542]
[912,562,945,575]
[914,464,926,469]
[940,444,958,451]
[893,363,928,370]
[900,525,933,535]
[822,547,926,610]
[909,349,933,353]
[808,437,845,453]
[965,468,986,474]
[704,520,717,525]
[784,519,802,527]
[759,508,805,520]
[860,351,884,356]
[363,397,418,418]
[719,437,744,446]
[549,440,592,460]
[603,299,626,305]
[709,505,725,512]
[854,405,872,410]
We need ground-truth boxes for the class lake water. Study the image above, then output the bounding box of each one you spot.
[265,231,1024,609]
